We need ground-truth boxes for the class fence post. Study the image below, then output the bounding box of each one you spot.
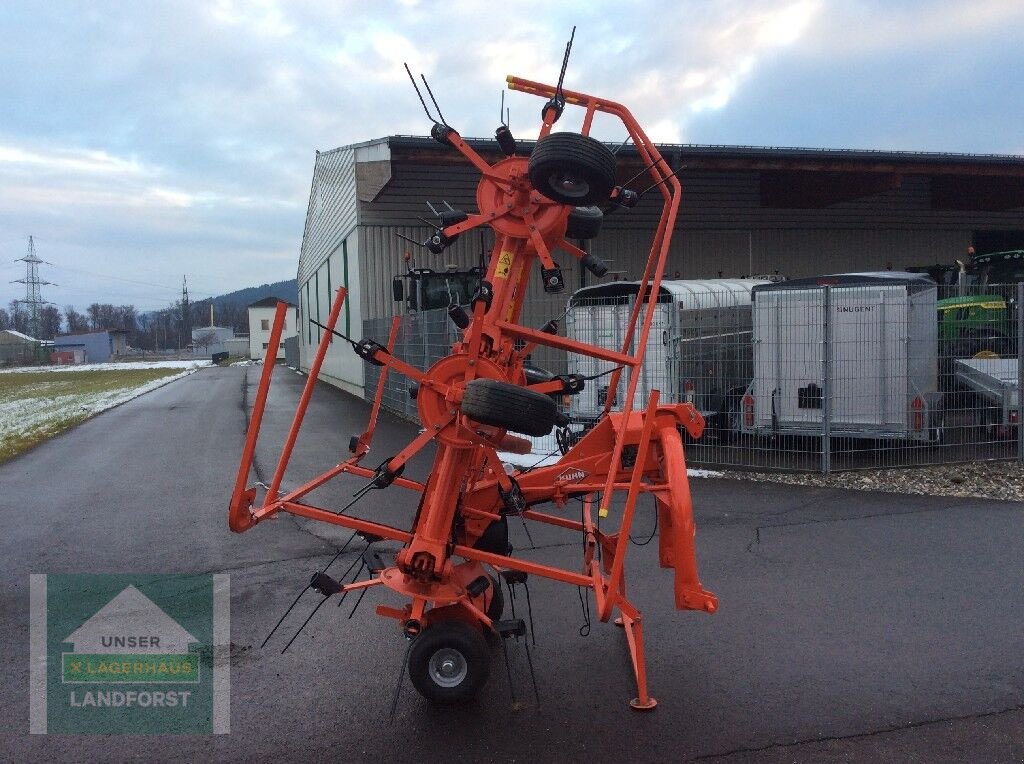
[1017,282,1023,463]
[821,285,832,474]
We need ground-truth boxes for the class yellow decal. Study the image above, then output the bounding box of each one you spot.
[495,250,514,279]
[598,507,609,518]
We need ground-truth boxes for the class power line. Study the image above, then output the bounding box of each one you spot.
[53,262,217,297]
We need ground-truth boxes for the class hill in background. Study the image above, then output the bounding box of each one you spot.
[188,278,298,334]
[208,279,298,308]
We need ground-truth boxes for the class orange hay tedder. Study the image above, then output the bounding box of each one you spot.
[229,35,716,711]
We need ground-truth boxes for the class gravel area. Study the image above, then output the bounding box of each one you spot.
[716,460,1024,502]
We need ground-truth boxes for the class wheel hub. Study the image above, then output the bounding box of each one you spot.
[549,171,589,198]
[416,354,508,447]
[429,647,468,687]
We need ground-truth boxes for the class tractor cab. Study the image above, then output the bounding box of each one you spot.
[392,266,483,312]
[971,249,1024,286]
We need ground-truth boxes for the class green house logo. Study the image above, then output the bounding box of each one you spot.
[30,574,230,735]
[62,585,201,684]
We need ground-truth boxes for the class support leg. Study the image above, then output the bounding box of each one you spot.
[619,600,656,710]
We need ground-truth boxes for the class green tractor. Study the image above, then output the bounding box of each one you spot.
[937,293,1012,359]
[910,249,1024,360]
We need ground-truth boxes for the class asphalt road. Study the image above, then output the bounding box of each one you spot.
[2,365,1023,762]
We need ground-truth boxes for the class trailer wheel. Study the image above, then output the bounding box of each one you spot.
[408,620,490,704]
[528,133,617,206]
[565,205,603,239]
[461,379,557,437]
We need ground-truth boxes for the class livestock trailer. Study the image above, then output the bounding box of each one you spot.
[741,272,943,442]
[565,279,767,423]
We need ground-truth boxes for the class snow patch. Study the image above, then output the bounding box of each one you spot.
[0,360,212,374]
[0,365,205,451]
[496,447,723,478]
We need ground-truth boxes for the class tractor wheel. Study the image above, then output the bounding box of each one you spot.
[565,205,603,239]
[461,379,557,437]
[528,133,617,206]
[408,620,491,704]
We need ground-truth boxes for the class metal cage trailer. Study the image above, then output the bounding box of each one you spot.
[741,272,943,442]
[565,279,766,423]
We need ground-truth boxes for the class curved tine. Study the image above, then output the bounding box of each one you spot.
[420,74,449,128]
[404,63,440,124]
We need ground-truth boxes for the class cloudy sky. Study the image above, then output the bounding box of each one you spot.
[2,0,1023,311]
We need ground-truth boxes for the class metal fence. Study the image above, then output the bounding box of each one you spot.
[362,281,1024,473]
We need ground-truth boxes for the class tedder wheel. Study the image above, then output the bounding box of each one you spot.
[408,620,491,704]
[528,132,617,206]
[565,205,603,239]
[461,378,557,437]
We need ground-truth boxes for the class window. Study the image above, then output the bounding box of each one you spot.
[262,342,269,349]
[279,343,285,350]
[261,319,270,330]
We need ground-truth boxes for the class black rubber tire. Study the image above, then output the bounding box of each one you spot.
[408,620,491,704]
[565,205,603,239]
[529,133,617,206]
[485,575,504,621]
[461,378,557,437]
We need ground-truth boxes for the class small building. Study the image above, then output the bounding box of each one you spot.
[223,337,249,357]
[247,297,298,360]
[53,330,128,364]
[191,326,235,355]
[0,329,48,366]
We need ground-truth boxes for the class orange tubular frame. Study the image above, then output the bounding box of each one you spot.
[229,75,716,710]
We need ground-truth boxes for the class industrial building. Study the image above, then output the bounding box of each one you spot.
[296,136,1024,395]
[53,329,129,364]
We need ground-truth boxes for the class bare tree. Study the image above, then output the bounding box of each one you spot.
[192,329,218,352]
[0,308,9,331]
[64,305,89,333]
[39,305,63,339]
[8,301,28,334]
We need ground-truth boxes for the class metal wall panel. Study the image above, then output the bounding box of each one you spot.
[297,147,358,285]
[360,162,1024,231]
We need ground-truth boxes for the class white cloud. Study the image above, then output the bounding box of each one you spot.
[0,0,1020,310]
[0,145,146,177]
[208,0,294,38]
[799,0,1024,55]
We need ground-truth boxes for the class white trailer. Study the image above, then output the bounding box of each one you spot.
[741,273,943,442]
[564,279,767,422]
[954,357,1020,437]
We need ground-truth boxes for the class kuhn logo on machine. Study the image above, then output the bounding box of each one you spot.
[556,468,588,483]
